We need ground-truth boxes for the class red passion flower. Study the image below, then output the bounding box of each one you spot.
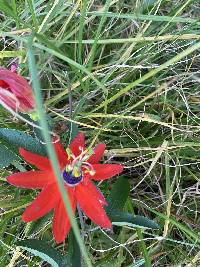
[0,68,35,112]
[7,133,123,243]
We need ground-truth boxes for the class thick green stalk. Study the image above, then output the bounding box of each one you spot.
[27,39,92,267]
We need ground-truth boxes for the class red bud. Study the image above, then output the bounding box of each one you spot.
[0,68,35,113]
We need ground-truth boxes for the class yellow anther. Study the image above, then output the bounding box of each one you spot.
[73,167,81,178]
[66,165,73,172]
[89,170,96,176]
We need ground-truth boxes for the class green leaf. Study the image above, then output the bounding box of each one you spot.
[0,213,14,239]
[0,144,18,167]
[0,198,27,208]
[26,114,54,145]
[35,32,61,53]
[68,231,81,267]
[105,178,159,229]
[16,239,67,267]
[38,0,66,33]
[24,213,52,236]
[141,0,158,9]
[69,123,79,143]
[106,177,130,214]
[0,128,46,156]
[60,121,79,145]
[110,212,159,229]
[0,0,20,21]
[127,258,145,267]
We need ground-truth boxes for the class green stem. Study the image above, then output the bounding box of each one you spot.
[27,38,92,267]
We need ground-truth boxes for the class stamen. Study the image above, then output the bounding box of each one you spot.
[65,165,73,172]
[82,161,96,176]
[66,148,72,160]
[82,148,94,161]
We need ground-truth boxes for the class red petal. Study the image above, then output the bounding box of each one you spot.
[53,140,68,169]
[70,133,85,156]
[19,148,51,171]
[91,164,123,181]
[0,80,9,88]
[76,183,111,228]
[0,68,35,112]
[0,89,19,111]
[7,171,54,189]
[87,144,106,164]
[22,183,59,222]
[53,188,76,243]
[83,179,107,206]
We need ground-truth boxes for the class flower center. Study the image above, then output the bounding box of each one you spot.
[62,146,96,186]
[62,170,83,186]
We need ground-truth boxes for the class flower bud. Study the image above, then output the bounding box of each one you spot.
[0,68,35,113]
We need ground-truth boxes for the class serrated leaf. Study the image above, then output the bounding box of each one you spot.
[0,144,18,167]
[106,177,130,215]
[0,128,46,156]
[16,239,67,267]
[110,212,159,229]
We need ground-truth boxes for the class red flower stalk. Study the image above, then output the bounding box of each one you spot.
[0,68,35,112]
[7,133,123,243]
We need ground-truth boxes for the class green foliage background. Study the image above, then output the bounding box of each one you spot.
[0,0,200,266]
